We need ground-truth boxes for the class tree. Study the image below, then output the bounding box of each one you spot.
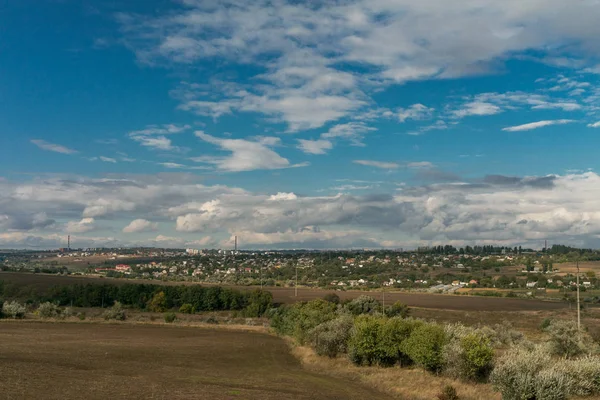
[147,291,168,312]
[384,301,410,318]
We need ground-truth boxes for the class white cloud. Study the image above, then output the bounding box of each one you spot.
[131,135,176,151]
[5,172,600,248]
[354,160,399,169]
[296,139,333,155]
[588,121,600,128]
[65,218,96,233]
[503,119,576,132]
[99,156,117,163]
[194,131,305,172]
[129,124,190,136]
[321,122,377,146]
[123,219,158,233]
[30,140,77,155]
[407,161,435,169]
[452,101,502,118]
[398,104,434,122]
[128,124,189,151]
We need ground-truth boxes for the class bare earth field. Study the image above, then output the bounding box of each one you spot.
[0,272,571,311]
[0,322,392,400]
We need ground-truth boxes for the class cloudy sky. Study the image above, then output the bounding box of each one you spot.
[2,0,600,250]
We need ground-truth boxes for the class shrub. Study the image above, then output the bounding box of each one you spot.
[552,356,600,396]
[384,301,410,318]
[272,299,337,344]
[37,302,63,319]
[2,301,26,319]
[345,295,381,315]
[489,321,524,346]
[535,368,572,400]
[77,312,86,321]
[540,317,552,330]
[323,292,341,305]
[437,385,459,400]
[490,345,551,400]
[164,312,177,323]
[460,333,494,381]
[179,303,195,314]
[103,301,126,321]
[348,315,384,366]
[401,323,446,372]
[378,318,423,366]
[243,289,273,317]
[147,291,168,312]
[309,315,353,358]
[544,319,596,358]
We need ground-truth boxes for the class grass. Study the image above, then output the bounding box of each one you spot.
[291,344,500,400]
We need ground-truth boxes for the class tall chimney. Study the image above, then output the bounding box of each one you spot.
[68,235,71,250]
[234,235,237,251]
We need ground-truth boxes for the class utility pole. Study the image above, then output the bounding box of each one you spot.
[295,266,298,297]
[382,283,386,315]
[260,266,263,290]
[577,258,581,337]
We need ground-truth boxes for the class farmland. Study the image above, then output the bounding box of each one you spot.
[0,322,392,400]
[0,271,571,311]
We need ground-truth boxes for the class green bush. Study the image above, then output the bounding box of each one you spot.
[345,295,381,315]
[460,333,494,381]
[77,312,86,321]
[323,292,341,304]
[164,312,177,323]
[540,317,552,330]
[37,302,63,319]
[103,301,126,321]
[243,289,273,317]
[490,345,551,400]
[378,318,423,366]
[401,323,446,372]
[384,301,410,318]
[348,315,384,366]
[309,315,353,358]
[179,303,195,314]
[271,299,337,344]
[2,301,26,319]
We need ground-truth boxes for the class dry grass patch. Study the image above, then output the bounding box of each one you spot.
[291,344,500,400]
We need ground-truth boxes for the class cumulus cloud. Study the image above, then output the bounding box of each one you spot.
[398,104,434,122]
[321,122,377,146]
[30,140,77,154]
[123,219,158,233]
[4,172,600,249]
[65,218,96,233]
[194,131,306,172]
[588,121,600,128]
[502,119,575,132]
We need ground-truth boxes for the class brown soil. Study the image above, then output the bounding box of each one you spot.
[0,321,392,400]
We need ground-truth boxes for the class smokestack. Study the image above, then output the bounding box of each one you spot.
[68,235,71,250]
[234,236,237,252]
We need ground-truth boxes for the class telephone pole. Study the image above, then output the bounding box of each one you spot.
[295,266,298,297]
[382,284,386,315]
[577,258,581,336]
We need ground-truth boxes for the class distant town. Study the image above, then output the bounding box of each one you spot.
[2,244,599,302]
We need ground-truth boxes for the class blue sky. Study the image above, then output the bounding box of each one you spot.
[2,0,600,250]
